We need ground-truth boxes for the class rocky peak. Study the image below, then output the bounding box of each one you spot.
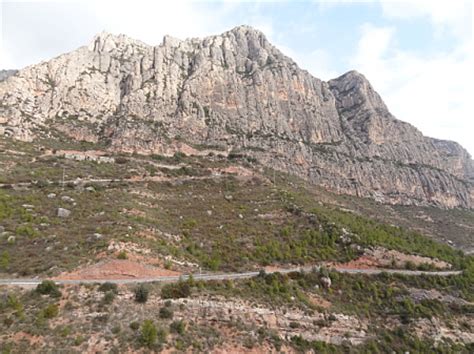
[162,35,182,48]
[88,31,149,56]
[329,69,424,146]
[329,70,389,120]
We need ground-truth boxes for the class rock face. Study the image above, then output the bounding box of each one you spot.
[0,26,472,208]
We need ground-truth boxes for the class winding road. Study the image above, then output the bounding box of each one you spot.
[0,266,463,286]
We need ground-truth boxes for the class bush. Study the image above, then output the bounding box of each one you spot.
[161,281,191,299]
[117,251,128,260]
[7,294,24,317]
[289,321,300,328]
[15,224,38,238]
[115,157,128,164]
[159,306,173,319]
[36,280,61,298]
[170,320,186,335]
[0,251,10,270]
[111,325,121,334]
[102,291,116,305]
[41,303,59,319]
[130,321,140,331]
[98,282,118,293]
[134,284,149,303]
[173,152,186,162]
[164,260,173,270]
[74,336,85,346]
[405,261,416,270]
[140,320,157,348]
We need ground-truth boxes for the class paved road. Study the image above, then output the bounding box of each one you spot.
[0,266,463,286]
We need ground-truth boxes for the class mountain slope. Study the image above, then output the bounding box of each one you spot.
[0,25,472,208]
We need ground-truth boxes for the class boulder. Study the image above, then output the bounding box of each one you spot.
[57,208,71,218]
[320,276,332,289]
[61,196,75,203]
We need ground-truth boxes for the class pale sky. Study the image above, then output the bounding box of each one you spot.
[1,0,473,155]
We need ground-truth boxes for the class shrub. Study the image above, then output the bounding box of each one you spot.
[115,157,128,164]
[0,251,10,270]
[134,284,149,303]
[159,306,173,319]
[111,325,121,334]
[130,321,140,331]
[164,260,173,270]
[35,179,49,188]
[204,256,221,271]
[15,224,38,238]
[74,336,85,346]
[102,291,116,305]
[173,152,186,162]
[41,303,59,319]
[7,294,24,317]
[98,282,118,293]
[161,281,191,299]
[117,251,128,260]
[36,280,61,298]
[170,320,186,335]
[405,261,416,270]
[289,321,300,328]
[140,320,157,348]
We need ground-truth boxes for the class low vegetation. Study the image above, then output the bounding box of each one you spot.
[134,284,149,303]
[0,136,473,351]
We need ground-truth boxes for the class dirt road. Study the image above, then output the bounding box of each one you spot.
[0,266,463,286]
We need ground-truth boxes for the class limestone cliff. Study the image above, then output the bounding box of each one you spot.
[0,26,472,208]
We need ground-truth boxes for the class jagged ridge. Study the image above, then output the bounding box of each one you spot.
[0,25,472,208]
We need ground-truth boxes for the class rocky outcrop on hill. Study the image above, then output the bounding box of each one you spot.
[0,26,472,208]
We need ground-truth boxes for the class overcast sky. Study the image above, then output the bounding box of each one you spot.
[1,0,473,155]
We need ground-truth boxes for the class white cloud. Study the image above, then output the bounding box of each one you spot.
[352,23,474,155]
[380,0,472,37]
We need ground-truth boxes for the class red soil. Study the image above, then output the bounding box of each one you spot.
[55,259,180,280]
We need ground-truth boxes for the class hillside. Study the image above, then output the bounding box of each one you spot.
[0,135,473,351]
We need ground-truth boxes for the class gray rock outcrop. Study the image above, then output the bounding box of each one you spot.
[0,26,472,208]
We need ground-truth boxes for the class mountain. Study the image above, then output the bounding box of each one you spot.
[0,25,472,208]
[1,26,474,352]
